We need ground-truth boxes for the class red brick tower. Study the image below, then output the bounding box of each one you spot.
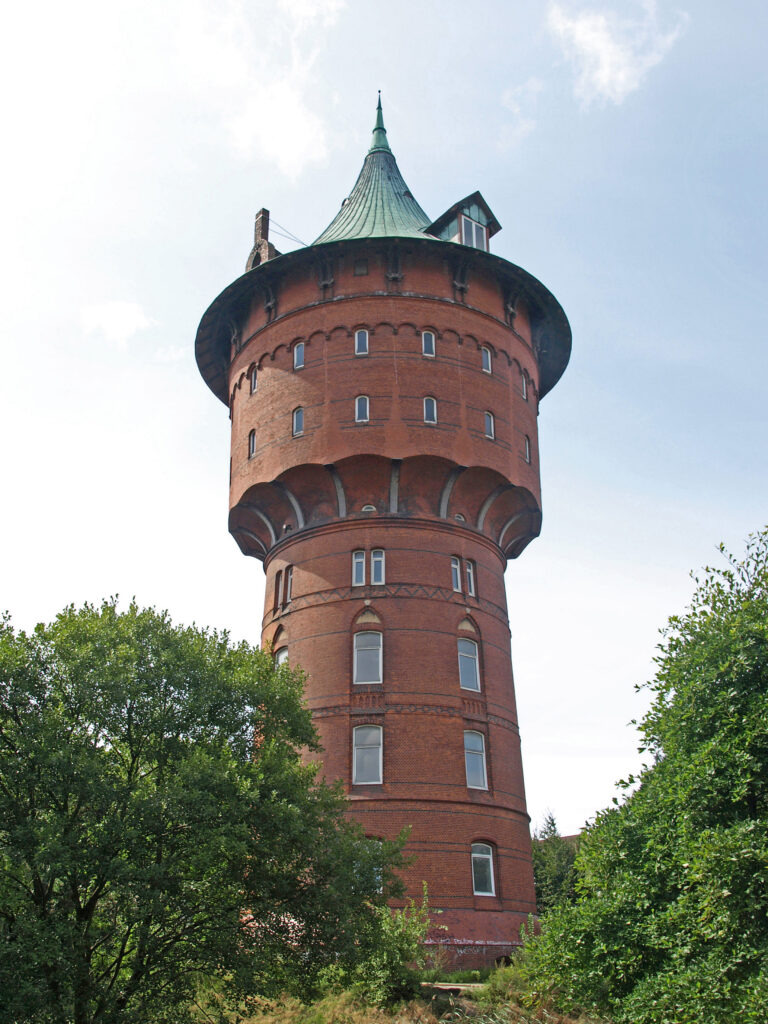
[195,99,571,963]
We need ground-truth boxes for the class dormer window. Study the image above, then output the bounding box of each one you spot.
[461,215,488,252]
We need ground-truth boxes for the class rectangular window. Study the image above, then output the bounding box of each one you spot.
[273,570,283,612]
[423,396,437,424]
[371,549,385,585]
[283,566,293,604]
[354,632,382,684]
[292,407,304,436]
[471,843,495,895]
[451,556,461,592]
[461,216,488,252]
[464,731,488,790]
[354,259,369,276]
[353,726,382,784]
[422,331,435,357]
[484,412,495,439]
[355,395,369,422]
[293,342,304,369]
[250,367,258,393]
[458,638,480,691]
[248,429,256,458]
[355,329,369,355]
[524,435,532,463]
[466,560,476,597]
[521,372,528,401]
[481,346,492,373]
[352,550,365,586]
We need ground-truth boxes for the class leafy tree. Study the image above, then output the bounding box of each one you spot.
[522,529,768,1023]
[531,813,577,915]
[0,600,404,1024]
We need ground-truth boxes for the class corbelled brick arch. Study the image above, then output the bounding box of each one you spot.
[195,96,571,964]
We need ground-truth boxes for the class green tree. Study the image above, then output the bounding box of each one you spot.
[522,529,768,1023]
[0,600,404,1024]
[531,813,577,915]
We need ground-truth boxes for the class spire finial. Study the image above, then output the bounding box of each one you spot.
[369,91,390,153]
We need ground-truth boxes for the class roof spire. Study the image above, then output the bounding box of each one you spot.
[369,91,390,153]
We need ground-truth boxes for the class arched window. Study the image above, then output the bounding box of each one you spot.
[524,435,532,463]
[250,366,258,394]
[464,731,488,790]
[521,371,528,401]
[248,429,256,458]
[355,329,369,355]
[352,550,365,586]
[423,396,437,424]
[353,725,382,784]
[293,342,304,369]
[481,346,492,373]
[275,646,288,666]
[471,843,495,895]
[371,549,385,585]
[484,411,495,439]
[355,395,369,422]
[422,331,435,357]
[354,632,382,684]
[457,638,480,691]
[292,407,304,436]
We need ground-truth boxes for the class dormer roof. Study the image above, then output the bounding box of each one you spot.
[427,191,502,242]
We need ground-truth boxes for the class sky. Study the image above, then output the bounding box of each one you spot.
[2,0,766,835]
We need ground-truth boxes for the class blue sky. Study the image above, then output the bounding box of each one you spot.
[2,0,766,834]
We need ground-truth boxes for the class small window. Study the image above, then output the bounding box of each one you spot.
[354,632,382,684]
[293,342,304,370]
[355,395,370,423]
[524,435,532,463]
[273,570,283,612]
[471,843,495,895]
[248,429,256,458]
[275,647,289,666]
[461,215,488,252]
[481,346,492,373]
[521,372,528,401]
[361,504,376,513]
[464,731,488,790]
[371,549,385,585]
[423,396,437,424]
[458,638,480,691]
[250,367,258,394]
[354,259,369,276]
[352,550,365,586]
[422,331,435,357]
[283,566,293,605]
[466,560,476,597]
[484,412,495,439]
[353,725,382,784]
[451,556,462,592]
[292,407,304,436]
[355,329,369,355]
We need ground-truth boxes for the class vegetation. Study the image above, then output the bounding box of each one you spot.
[0,601,406,1024]
[519,529,768,1022]
[531,813,577,915]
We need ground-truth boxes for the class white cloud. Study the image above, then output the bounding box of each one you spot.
[548,0,688,107]
[153,346,187,365]
[500,77,544,150]
[81,302,157,347]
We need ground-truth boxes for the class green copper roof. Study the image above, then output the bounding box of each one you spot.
[314,96,434,244]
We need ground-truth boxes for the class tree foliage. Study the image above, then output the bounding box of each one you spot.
[0,601,405,1024]
[522,529,768,1023]
[531,813,577,915]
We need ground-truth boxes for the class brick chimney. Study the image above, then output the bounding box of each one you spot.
[246,208,280,271]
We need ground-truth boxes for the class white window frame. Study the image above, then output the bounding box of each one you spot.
[355,329,369,355]
[423,396,437,424]
[275,646,288,666]
[461,215,488,252]
[250,367,258,394]
[248,429,256,458]
[458,638,480,692]
[464,731,488,790]
[524,435,532,464]
[471,843,495,895]
[451,556,461,592]
[466,560,476,597]
[371,549,385,585]
[484,412,495,439]
[292,407,304,436]
[422,331,435,357]
[521,372,528,401]
[353,725,382,785]
[481,346,492,374]
[293,342,304,370]
[273,570,283,611]
[283,566,293,605]
[352,550,366,586]
[355,395,369,423]
[354,631,383,685]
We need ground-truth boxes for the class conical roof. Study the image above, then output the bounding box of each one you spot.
[314,96,434,244]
